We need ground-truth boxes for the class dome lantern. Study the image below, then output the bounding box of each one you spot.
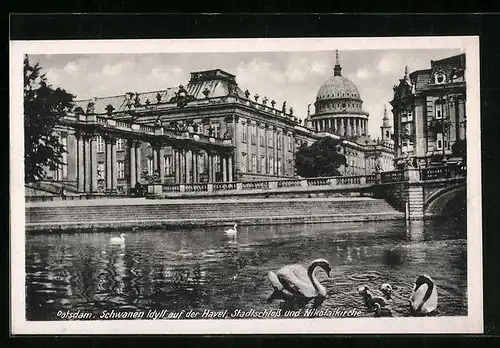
[334,49,342,76]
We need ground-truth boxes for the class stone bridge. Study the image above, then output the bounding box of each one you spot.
[147,163,466,220]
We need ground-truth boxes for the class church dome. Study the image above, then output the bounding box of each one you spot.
[316,75,361,102]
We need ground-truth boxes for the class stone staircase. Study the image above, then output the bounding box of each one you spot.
[25,198,404,232]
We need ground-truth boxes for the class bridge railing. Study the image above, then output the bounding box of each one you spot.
[420,164,466,180]
[148,164,466,196]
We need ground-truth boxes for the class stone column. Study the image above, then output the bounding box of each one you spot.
[233,116,240,172]
[185,149,192,184]
[228,155,233,181]
[172,147,179,184]
[106,139,112,192]
[135,142,142,184]
[341,119,345,137]
[213,154,218,181]
[159,146,165,183]
[192,151,198,183]
[76,132,84,192]
[256,123,261,172]
[83,135,91,192]
[111,139,117,192]
[152,146,158,174]
[90,136,98,192]
[222,156,228,182]
[272,126,277,176]
[129,140,136,189]
[208,152,214,182]
[264,125,269,173]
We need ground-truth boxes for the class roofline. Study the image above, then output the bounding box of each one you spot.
[73,87,177,103]
[432,53,466,64]
[190,68,236,78]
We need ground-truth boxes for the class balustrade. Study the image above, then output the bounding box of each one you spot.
[242,181,269,190]
[184,183,208,192]
[381,170,405,183]
[162,185,181,193]
[277,179,302,188]
[213,182,237,191]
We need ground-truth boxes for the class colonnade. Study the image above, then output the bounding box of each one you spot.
[73,131,234,193]
[315,117,368,137]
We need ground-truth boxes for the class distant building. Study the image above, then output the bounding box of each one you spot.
[39,51,394,194]
[390,53,466,168]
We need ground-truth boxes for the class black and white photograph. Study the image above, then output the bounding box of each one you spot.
[10,36,482,334]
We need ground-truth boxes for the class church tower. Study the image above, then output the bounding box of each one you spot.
[380,104,392,143]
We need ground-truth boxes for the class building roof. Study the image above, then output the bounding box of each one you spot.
[316,75,362,102]
[73,69,246,114]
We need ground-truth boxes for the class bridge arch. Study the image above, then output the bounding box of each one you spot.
[425,184,466,218]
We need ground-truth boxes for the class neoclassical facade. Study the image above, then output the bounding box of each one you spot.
[390,53,466,168]
[41,53,395,194]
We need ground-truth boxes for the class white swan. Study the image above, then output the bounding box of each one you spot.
[224,223,237,237]
[409,274,438,315]
[267,258,331,307]
[109,233,126,245]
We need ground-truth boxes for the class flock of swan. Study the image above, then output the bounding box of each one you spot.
[109,223,438,317]
[267,258,438,317]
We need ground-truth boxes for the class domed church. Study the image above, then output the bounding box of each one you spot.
[310,50,369,138]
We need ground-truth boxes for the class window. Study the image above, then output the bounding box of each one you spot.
[277,132,282,149]
[241,122,247,143]
[97,162,105,180]
[251,125,257,144]
[277,158,282,176]
[97,135,105,153]
[251,154,257,173]
[211,122,220,138]
[435,102,443,119]
[268,130,273,148]
[260,156,266,173]
[148,158,154,175]
[116,138,125,151]
[269,157,274,175]
[259,127,265,146]
[407,109,413,122]
[165,155,172,175]
[436,133,443,150]
[117,161,125,179]
[288,134,293,151]
[241,153,247,172]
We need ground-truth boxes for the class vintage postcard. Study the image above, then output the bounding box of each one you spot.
[10,36,482,334]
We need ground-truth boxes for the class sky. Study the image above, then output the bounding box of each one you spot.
[30,48,462,139]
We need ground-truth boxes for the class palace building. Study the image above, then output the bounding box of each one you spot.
[39,51,394,194]
[390,53,466,168]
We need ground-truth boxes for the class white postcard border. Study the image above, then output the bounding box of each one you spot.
[10,36,482,335]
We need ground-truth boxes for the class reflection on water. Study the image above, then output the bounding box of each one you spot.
[26,218,467,320]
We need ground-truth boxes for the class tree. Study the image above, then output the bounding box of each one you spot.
[24,55,75,182]
[294,137,347,177]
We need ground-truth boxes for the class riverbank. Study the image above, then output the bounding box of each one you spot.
[25,197,405,233]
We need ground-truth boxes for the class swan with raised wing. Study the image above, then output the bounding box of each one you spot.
[267,258,331,307]
[409,274,438,315]
[224,223,237,237]
[109,233,126,245]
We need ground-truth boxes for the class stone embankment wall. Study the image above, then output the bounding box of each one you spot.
[25,197,404,233]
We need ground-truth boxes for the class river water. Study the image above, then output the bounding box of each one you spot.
[25,218,467,320]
